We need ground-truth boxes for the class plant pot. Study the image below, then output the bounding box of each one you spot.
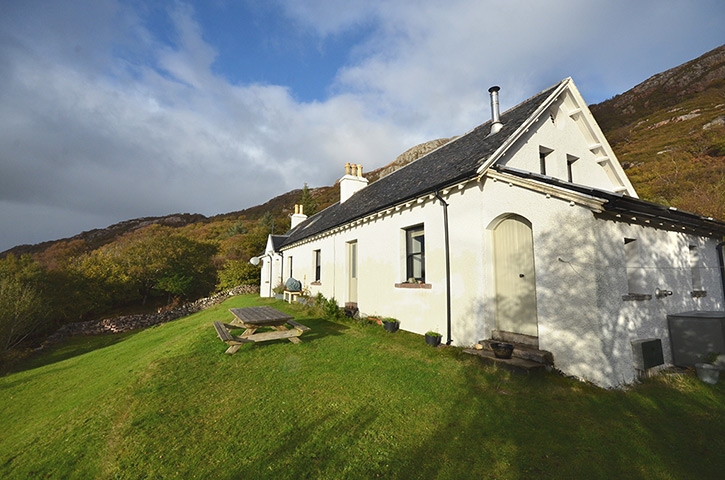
[383,321,399,333]
[274,294,284,300]
[491,342,514,359]
[425,334,442,347]
[695,363,720,384]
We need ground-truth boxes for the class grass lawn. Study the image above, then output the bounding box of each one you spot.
[1,295,724,479]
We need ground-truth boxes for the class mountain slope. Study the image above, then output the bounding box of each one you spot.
[590,44,725,219]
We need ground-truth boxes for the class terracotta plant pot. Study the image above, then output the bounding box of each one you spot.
[491,342,514,359]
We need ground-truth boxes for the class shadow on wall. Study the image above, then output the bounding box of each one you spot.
[522,210,721,387]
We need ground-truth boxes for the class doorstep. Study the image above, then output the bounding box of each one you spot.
[463,348,547,374]
[479,339,554,365]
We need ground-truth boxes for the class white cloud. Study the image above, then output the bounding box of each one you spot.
[1,0,723,251]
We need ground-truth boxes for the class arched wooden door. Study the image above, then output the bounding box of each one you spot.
[492,216,538,337]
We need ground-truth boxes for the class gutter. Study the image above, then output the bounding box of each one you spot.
[717,242,725,306]
[435,191,453,345]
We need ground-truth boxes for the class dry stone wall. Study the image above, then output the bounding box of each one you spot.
[44,285,259,345]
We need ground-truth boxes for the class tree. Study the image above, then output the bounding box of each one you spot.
[100,226,218,304]
[299,183,318,216]
[217,260,261,291]
[259,211,275,234]
[0,255,49,351]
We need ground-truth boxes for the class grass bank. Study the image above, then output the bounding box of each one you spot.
[1,295,723,479]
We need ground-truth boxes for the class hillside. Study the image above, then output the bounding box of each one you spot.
[590,44,725,219]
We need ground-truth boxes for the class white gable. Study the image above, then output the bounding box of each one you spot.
[479,78,637,197]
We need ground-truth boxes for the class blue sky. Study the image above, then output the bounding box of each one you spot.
[1,0,724,252]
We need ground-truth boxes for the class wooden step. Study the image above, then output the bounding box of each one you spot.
[479,339,554,365]
[463,349,547,374]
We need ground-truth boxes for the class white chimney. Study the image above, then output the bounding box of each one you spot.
[290,203,308,229]
[488,86,503,135]
[340,162,368,203]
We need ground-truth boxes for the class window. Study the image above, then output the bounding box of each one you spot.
[288,256,293,279]
[624,238,646,296]
[313,249,321,282]
[406,225,425,282]
[689,245,703,291]
[539,146,553,175]
[566,154,578,183]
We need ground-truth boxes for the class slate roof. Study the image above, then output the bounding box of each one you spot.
[493,165,725,237]
[269,235,288,251]
[278,80,565,248]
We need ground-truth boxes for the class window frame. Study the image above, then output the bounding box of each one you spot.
[405,225,425,283]
[313,249,321,282]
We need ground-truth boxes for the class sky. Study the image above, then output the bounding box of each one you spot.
[1,0,724,252]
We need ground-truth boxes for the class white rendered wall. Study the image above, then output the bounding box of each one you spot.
[259,252,283,297]
[501,89,630,195]
[588,222,723,386]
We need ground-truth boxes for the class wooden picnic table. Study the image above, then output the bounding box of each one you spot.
[212,306,310,354]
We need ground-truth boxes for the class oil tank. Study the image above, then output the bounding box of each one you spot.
[667,311,725,367]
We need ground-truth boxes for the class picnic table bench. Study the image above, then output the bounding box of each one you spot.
[212,306,310,354]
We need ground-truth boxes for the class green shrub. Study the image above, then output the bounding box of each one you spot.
[322,296,342,321]
[217,259,261,291]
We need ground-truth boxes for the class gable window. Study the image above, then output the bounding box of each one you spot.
[313,249,321,282]
[405,225,425,283]
[566,154,578,183]
[539,146,553,175]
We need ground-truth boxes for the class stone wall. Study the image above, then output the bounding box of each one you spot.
[44,285,259,345]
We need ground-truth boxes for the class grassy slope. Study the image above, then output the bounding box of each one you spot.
[1,295,724,479]
[594,84,725,220]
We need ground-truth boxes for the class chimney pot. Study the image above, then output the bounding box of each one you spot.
[299,204,304,215]
[294,204,299,215]
[339,163,369,203]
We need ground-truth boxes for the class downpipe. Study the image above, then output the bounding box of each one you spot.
[435,191,453,345]
[717,242,725,307]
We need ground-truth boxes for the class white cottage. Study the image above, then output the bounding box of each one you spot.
[259,78,725,387]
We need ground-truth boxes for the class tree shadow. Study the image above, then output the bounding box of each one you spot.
[1,330,139,377]
[382,356,725,478]
[515,207,723,387]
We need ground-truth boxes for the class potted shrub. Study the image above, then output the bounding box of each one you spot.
[425,331,442,347]
[382,318,399,332]
[695,352,721,384]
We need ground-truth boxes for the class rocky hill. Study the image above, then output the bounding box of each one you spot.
[590,44,725,220]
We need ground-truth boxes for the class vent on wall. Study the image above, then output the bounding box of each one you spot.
[632,338,664,374]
